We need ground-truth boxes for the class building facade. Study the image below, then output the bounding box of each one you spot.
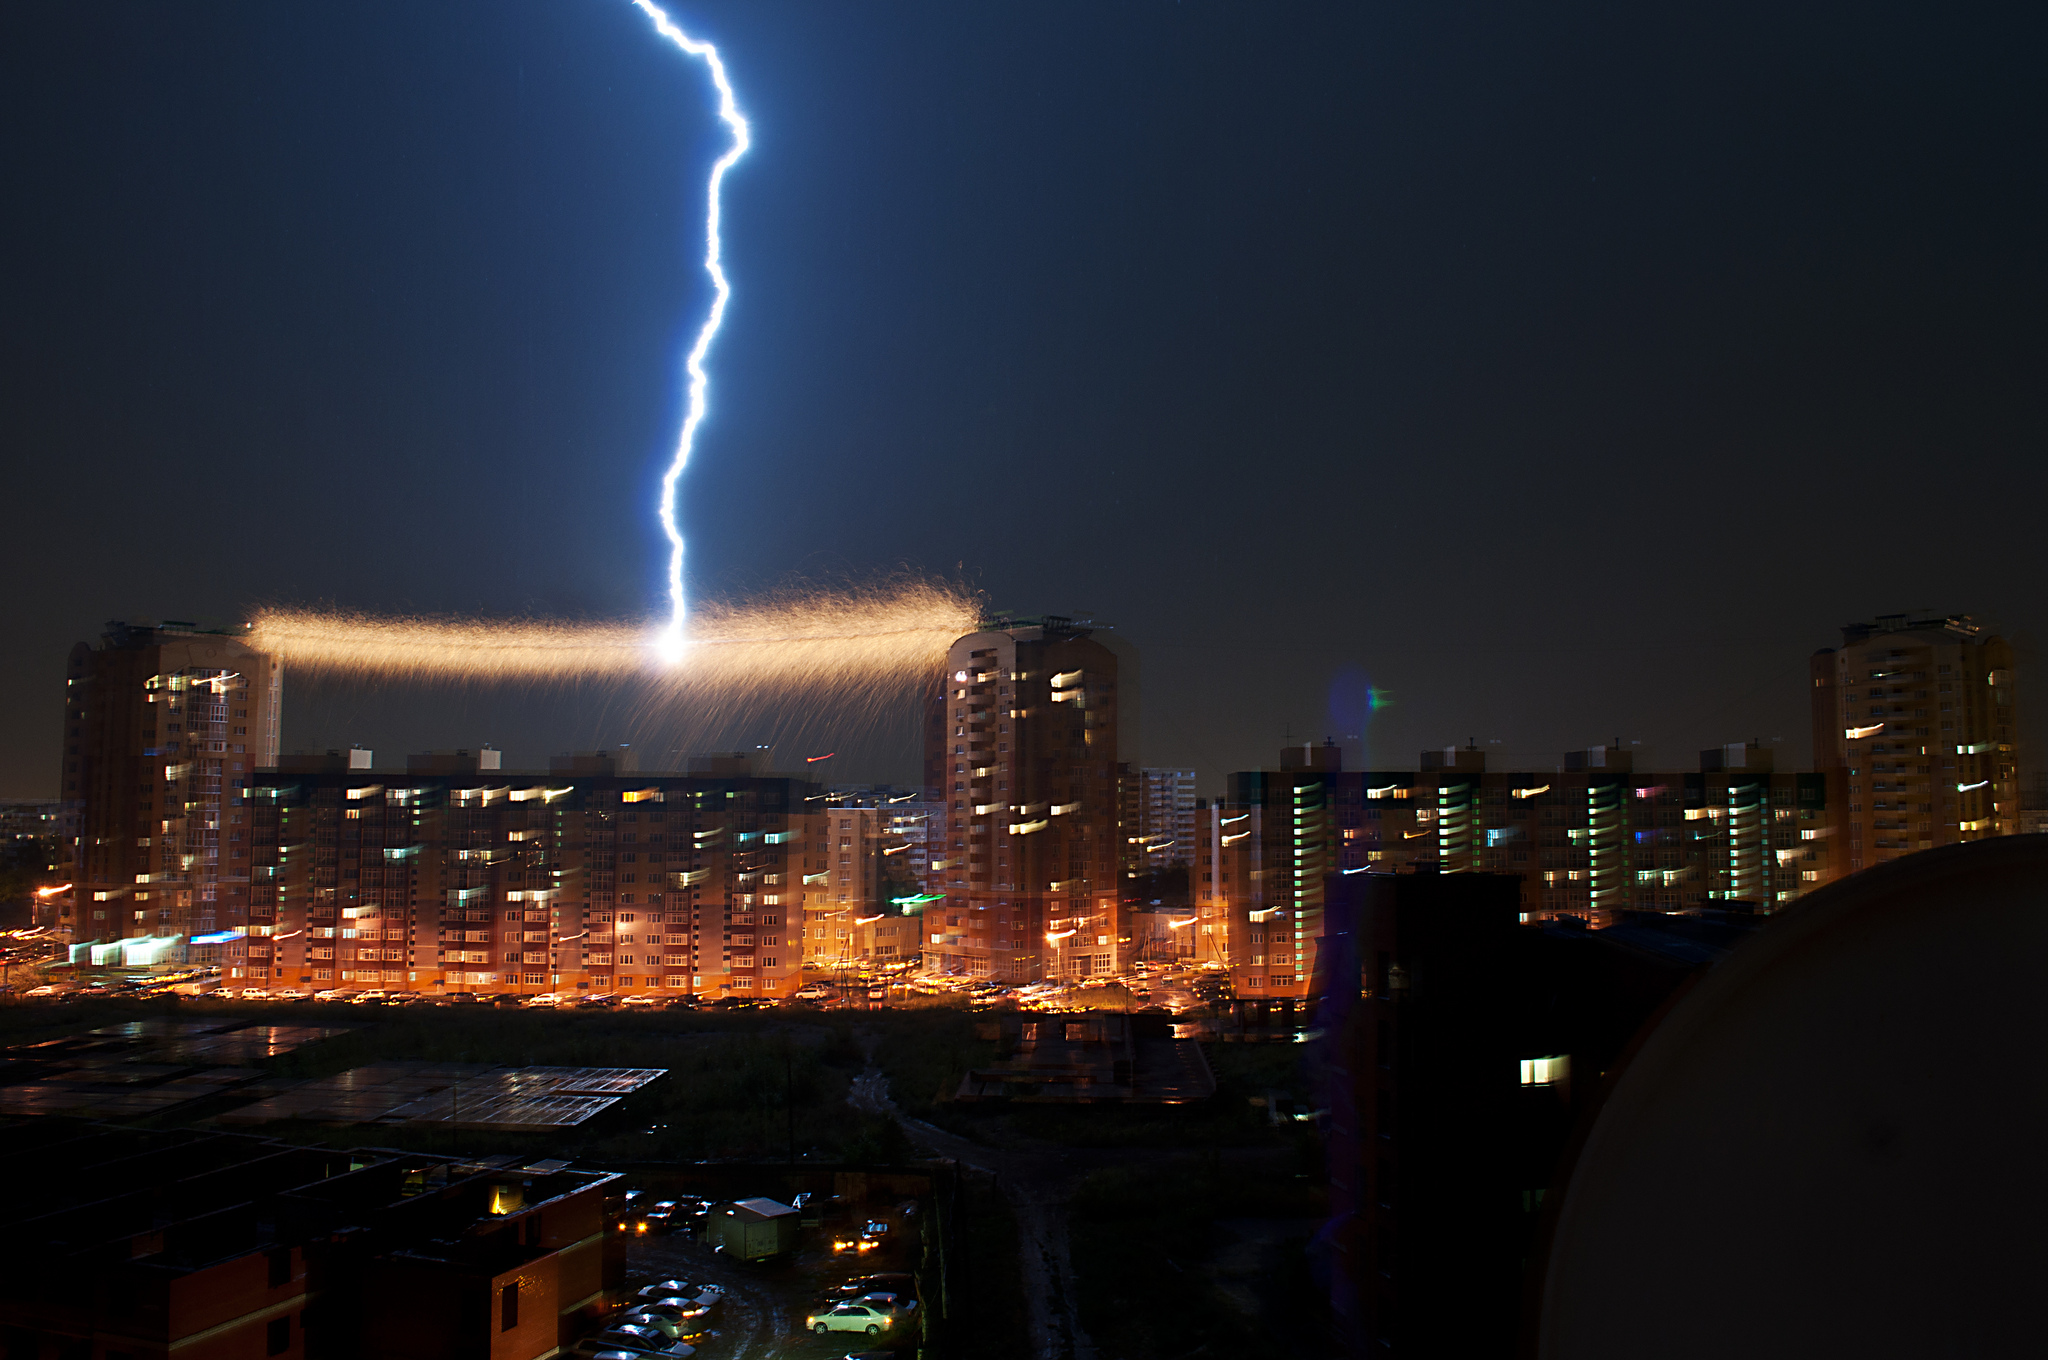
[60,621,283,960]
[1194,742,1837,998]
[801,803,927,971]
[924,618,1127,981]
[241,763,829,998]
[1120,765,1197,875]
[1809,612,2019,873]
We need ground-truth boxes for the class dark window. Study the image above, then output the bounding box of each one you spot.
[501,1283,519,1332]
[265,1317,289,1356]
[268,1248,291,1287]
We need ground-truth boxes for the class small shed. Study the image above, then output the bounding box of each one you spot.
[707,1197,800,1260]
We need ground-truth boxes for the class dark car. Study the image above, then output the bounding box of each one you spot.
[580,1324,692,1356]
[823,1274,915,1303]
[636,1281,722,1306]
[570,1341,692,1360]
[856,1293,917,1323]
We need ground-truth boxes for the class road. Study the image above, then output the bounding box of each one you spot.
[849,1063,1099,1360]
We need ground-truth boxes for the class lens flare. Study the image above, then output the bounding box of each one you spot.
[628,0,751,650]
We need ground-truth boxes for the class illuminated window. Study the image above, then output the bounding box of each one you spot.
[1520,1055,1569,1086]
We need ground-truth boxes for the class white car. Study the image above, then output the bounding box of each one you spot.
[238,987,270,999]
[805,1302,898,1337]
[25,985,60,998]
[313,989,349,1001]
[793,985,831,1001]
[524,993,562,1007]
[621,993,662,1008]
[351,989,388,1004]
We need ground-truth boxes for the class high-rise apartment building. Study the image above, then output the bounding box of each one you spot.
[242,761,823,998]
[60,621,282,958]
[924,617,1128,981]
[1120,766,1196,876]
[1809,613,2018,873]
[800,790,943,970]
[1189,742,1342,997]
[1195,742,1836,997]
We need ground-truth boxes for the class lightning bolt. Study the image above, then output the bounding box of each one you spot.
[628,0,751,663]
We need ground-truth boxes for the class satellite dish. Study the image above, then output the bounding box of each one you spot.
[1537,835,2048,1357]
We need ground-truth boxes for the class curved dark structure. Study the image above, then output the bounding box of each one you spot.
[1538,835,2048,1357]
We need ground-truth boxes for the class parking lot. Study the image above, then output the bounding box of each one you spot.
[609,1196,925,1360]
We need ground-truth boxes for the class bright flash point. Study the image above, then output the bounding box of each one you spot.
[628,0,751,643]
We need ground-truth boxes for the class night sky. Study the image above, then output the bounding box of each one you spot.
[3,1,2042,797]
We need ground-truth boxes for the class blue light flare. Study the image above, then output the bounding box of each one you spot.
[627,0,751,662]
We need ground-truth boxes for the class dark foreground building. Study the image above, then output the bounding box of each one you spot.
[0,1119,620,1360]
[1316,869,1758,1354]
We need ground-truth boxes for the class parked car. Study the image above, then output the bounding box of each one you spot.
[580,1324,691,1355]
[524,992,563,1007]
[793,985,831,1001]
[856,1293,917,1320]
[272,988,310,1001]
[623,1303,712,1338]
[313,988,350,1001]
[637,1280,720,1305]
[24,985,60,998]
[867,987,888,1001]
[351,989,388,1004]
[569,1334,692,1359]
[238,987,270,999]
[806,1303,898,1337]
[823,1274,915,1303]
[621,993,662,1008]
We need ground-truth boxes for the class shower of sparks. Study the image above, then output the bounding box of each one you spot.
[628,0,751,661]
[249,581,978,742]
